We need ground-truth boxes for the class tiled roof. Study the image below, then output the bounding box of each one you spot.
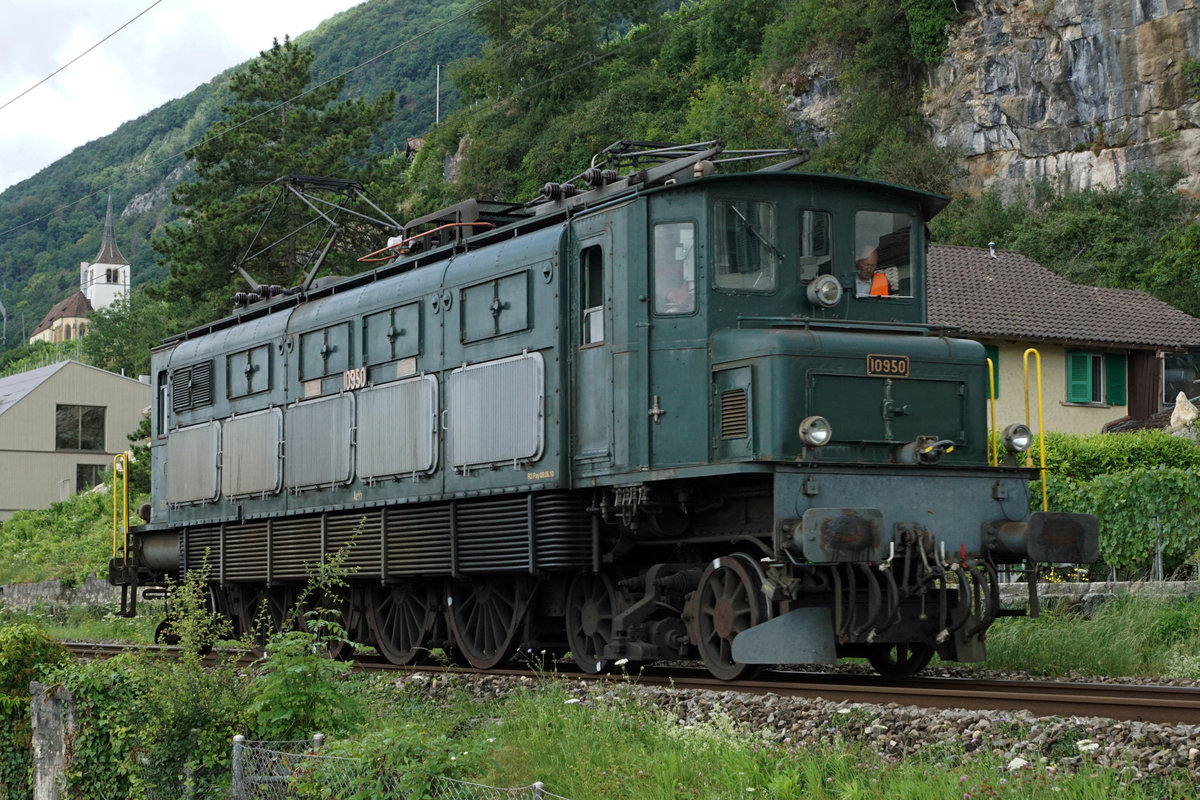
[29,291,92,337]
[0,361,69,418]
[928,245,1200,349]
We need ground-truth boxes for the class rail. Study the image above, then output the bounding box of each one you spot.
[64,641,1200,726]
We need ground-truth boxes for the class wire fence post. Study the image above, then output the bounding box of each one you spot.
[312,732,325,753]
[231,735,246,800]
[533,781,546,799]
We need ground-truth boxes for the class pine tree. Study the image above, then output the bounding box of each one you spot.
[152,37,398,326]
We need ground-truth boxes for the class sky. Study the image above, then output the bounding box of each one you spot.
[0,0,367,193]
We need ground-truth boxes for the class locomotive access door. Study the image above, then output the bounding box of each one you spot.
[570,213,616,476]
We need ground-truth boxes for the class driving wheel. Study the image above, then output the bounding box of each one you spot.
[367,583,437,665]
[240,586,294,649]
[445,577,527,669]
[866,642,935,678]
[691,554,770,680]
[565,573,618,673]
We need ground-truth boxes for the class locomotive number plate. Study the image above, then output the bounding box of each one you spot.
[866,354,909,377]
[343,367,367,391]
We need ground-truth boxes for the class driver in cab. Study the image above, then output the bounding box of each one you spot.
[855,246,889,297]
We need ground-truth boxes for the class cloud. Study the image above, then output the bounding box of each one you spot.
[0,0,364,191]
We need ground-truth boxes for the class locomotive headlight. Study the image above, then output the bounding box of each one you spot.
[799,415,833,447]
[806,275,843,308]
[1001,423,1033,454]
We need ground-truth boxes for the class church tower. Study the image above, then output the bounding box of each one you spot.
[80,195,129,311]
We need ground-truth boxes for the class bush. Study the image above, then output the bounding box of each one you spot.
[1037,430,1200,576]
[48,566,250,799]
[0,624,71,799]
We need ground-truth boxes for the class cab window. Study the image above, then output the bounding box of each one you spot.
[797,209,832,281]
[854,210,913,299]
[714,200,778,292]
[653,222,696,314]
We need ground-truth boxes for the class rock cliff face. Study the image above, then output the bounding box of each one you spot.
[925,0,1200,195]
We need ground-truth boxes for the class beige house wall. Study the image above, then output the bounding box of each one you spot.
[987,342,1127,435]
[0,362,148,521]
[0,451,114,521]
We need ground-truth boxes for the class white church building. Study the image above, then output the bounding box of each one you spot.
[29,196,129,344]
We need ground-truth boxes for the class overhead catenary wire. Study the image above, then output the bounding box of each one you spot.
[0,0,167,115]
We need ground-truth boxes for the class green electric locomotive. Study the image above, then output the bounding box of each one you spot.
[111,141,1097,678]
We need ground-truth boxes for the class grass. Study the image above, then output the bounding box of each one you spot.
[0,487,133,585]
[984,593,1200,679]
[0,602,160,643]
[10,592,1200,798]
[317,675,1197,800]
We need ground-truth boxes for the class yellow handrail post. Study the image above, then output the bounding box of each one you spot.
[112,452,130,562]
[986,357,998,466]
[1022,349,1049,511]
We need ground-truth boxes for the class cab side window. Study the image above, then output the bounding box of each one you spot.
[653,222,696,314]
[581,245,605,343]
[797,209,832,281]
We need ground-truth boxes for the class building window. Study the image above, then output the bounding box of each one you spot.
[1163,353,1200,405]
[1066,351,1126,406]
[56,404,106,451]
[76,463,105,492]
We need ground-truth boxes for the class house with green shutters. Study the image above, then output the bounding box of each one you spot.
[928,245,1200,435]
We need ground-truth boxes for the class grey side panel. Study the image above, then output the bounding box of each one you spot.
[222,408,283,497]
[285,395,354,490]
[447,352,544,469]
[165,421,220,504]
[356,375,438,480]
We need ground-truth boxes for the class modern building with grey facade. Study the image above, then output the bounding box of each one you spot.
[0,360,149,521]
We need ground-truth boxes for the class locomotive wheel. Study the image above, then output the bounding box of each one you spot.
[565,573,618,674]
[866,642,935,678]
[308,588,366,660]
[692,554,770,681]
[367,583,437,665]
[153,618,181,646]
[240,586,295,649]
[444,577,528,670]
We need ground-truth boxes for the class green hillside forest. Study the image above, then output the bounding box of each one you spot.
[4,0,1200,367]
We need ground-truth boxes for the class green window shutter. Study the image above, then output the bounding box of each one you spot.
[1066,352,1093,403]
[1105,353,1127,405]
[984,345,999,399]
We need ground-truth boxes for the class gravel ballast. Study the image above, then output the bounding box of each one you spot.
[394,669,1200,783]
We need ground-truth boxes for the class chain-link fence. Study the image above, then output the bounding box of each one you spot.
[231,735,572,800]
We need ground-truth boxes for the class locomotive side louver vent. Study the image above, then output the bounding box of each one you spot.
[720,389,748,439]
[171,362,214,413]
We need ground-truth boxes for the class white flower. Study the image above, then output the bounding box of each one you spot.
[614,658,629,666]
[1007,757,1028,771]
[1076,739,1099,753]
[564,697,581,704]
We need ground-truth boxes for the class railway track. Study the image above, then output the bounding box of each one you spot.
[64,643,1200,726]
